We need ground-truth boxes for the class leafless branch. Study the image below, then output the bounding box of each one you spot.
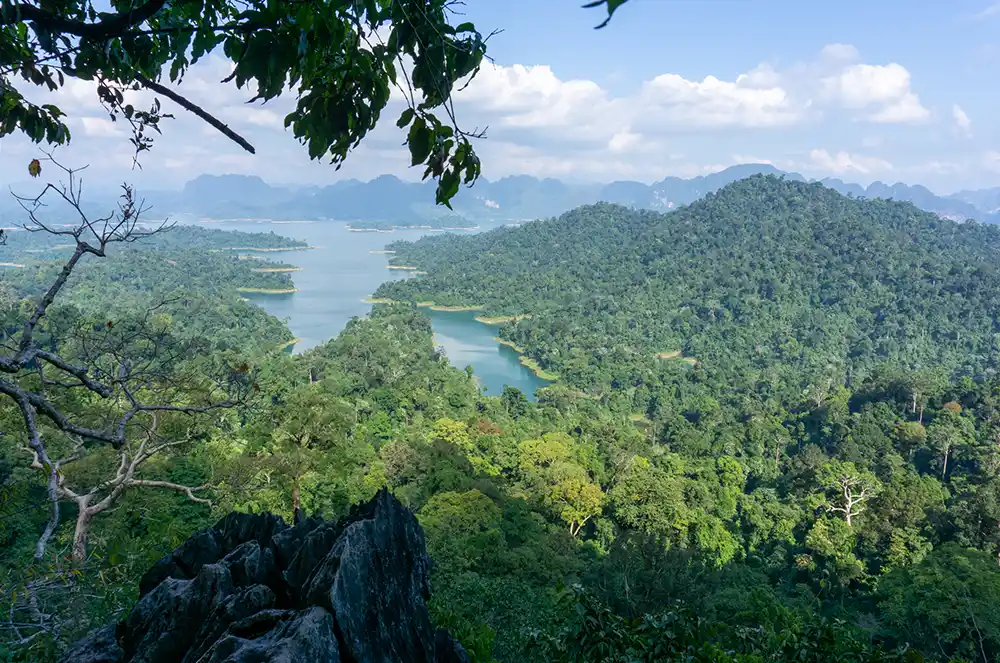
[0,158,245,559]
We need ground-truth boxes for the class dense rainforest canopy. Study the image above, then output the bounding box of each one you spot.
[377,176,1000,399]
[4,179,1000,662]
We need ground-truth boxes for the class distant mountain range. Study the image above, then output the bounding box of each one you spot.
[5,164,1000,226]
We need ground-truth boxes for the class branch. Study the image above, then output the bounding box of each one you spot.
[0,0,169,39]
[128,480,211,504]
[134,74,256,154]
[34,349,112,398]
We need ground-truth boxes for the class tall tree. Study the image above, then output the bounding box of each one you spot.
[0,159,253,559]
[816,460,880,528]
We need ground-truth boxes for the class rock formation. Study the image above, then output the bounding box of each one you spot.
[60,489,468,663]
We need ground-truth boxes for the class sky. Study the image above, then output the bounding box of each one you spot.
[3,0,1000,194]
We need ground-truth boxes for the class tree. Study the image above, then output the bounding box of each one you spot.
[1,159,253,560]
[816,461,879,527]
[881,543,1000,662]
[255,387,355,518]
[29,413,212,561]
[926,401,976,480]
[550,477,603,536]
[0,0,503,205]
[501,385,528,419]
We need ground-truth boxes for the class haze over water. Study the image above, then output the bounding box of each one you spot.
[177,218,549,399]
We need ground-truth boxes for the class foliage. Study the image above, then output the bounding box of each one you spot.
[6,179,1000,662]
[1,0,493,204]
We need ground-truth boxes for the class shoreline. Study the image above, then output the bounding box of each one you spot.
[493,337,559,381]
[237,287,299,294]
[276,337,303,352]
[416,302,483,312]
[252,267,303,273]
[475,313,532,325]
[212,245,314,253]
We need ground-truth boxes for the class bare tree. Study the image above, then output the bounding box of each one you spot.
[0,155,255,560]
[818,461,880,528]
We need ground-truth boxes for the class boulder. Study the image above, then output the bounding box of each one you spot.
[61,490,468,663]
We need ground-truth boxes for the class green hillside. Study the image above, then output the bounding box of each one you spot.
[376,175,1000,399]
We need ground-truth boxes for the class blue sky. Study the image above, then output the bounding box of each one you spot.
[3,0,1000,194]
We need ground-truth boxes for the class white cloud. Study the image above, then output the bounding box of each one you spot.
[820,43,860,62]
[731,154,774,165]
[869,93,932,124]
[242,108,284,129]
[808,148,893,175]
[952,104,972,136]
[821,63,930,124]
[0,45,967,190]
[607,131,643,153]
[635,72,797,128]
[80,116,122,137]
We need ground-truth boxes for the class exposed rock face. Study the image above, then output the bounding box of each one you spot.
[61,490,468,663]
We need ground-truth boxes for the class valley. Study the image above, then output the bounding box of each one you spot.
[4,175,1000,662]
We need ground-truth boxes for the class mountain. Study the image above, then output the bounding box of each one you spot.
[131,165,999,225]
[950,186,1000,216]
[375,175,1000,394]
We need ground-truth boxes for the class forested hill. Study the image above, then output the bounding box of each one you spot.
[375,175,1000,395]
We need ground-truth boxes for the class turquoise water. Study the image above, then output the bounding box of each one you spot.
[424,308,548,398]
[178,219,549,399]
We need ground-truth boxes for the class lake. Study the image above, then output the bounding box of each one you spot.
[176,218,550,399]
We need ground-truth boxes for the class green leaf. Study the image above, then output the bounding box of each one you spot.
[436,168,460,207]
[396,108,414,129]
[407,118,432,167]
[582,0,630,29]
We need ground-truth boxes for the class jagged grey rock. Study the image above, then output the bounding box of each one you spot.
[60,490,469,663]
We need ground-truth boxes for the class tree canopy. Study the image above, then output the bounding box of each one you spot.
[0,0,632,205]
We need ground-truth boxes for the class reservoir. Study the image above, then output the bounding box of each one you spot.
[176,218,550,399]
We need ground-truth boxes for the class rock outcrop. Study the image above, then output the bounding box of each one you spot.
[60,489,468,663]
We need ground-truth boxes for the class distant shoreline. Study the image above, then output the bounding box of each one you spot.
[223,246,314,252]
[237,287,299,294]
[475,313,532,325]
[347,224,479,232]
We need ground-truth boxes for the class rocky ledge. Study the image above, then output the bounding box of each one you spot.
[61,489,468,663]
